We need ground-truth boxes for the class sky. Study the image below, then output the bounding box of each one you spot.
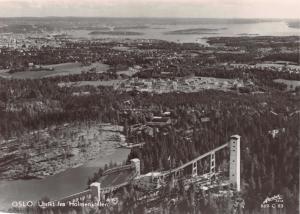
[0,0,299,19]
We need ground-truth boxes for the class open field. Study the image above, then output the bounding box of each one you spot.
[117,68,139,76]
[0,62,109,79]
[58,79,125,88]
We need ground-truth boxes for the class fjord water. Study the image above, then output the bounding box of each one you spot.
[0,148,130,210]
[70,19,300,43]
[0,18,299,211]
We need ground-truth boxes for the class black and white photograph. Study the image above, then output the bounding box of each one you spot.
[0,0,299,213]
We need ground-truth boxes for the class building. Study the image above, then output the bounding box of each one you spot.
[133,172,164,190]
[229,135,241,192]
[54,135,242,205]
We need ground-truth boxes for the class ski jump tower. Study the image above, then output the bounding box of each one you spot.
[53,135,241,208]
[229,135,241,192]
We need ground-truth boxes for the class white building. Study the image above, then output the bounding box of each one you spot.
[133,172,164,190]
[229,135,241,192]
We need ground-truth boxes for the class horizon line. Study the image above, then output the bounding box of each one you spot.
[0,16,298,20]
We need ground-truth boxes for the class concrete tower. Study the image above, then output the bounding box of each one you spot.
[229,135,241,192]
[90,182,101,203]
[130,158,141,176]
[192,161,197,177]
[210,152,215,174]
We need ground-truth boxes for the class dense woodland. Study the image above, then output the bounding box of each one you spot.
[1,36,299,214]
[125,92,299,214]
[84,91,299,214]
[1,67,300,214]
[11,89,299,214]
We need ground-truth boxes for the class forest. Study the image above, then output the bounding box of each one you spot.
[85,90,298,214]
[7,86,299,214]
[1,35,299,214]
[125,92,299,214]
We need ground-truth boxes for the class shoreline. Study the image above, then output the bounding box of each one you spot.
[0,123,125,181]
[0,148,131,210]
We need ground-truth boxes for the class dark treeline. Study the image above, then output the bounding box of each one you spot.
[134,63,300,88]
[2,77,299,213]
[77,90,299,214]
[1,35,299,214]
[207,36,300,49]
[0,78,129,138]
[16,91,299,214]
[194,66,300,81]
[124,92,299,214]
